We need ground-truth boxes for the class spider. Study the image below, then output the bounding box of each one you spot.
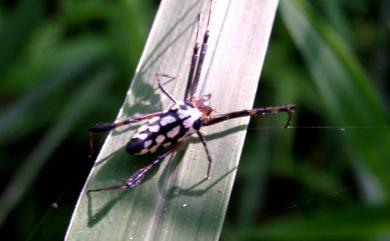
[88,2,295,192]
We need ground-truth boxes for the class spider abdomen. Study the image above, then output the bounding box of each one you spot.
[126,102,202,155]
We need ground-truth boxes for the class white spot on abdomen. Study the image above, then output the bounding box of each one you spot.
[144,140,152,148]
[134,133,148,140]
[167,126,180,138]
[149,125,160,132]
[179,107,201,130]
[160,115,176,126]
[178,111,190,119]
[183,117,195,129]
[156,135,165,144]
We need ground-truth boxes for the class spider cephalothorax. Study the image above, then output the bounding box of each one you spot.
[191,94,214,117]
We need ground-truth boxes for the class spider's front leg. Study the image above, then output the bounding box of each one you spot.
[156,73,177,103]
[203,104,296,128]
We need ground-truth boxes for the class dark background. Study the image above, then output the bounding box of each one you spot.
[0,0,389,240]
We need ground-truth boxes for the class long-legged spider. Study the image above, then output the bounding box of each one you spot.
[88,1,295,192]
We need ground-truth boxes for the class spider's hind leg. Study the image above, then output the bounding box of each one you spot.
[88,141,186,193]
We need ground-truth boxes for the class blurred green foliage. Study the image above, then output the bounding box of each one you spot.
[0,0,389,240]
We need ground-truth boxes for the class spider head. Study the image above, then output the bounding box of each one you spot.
[193,94,213,117]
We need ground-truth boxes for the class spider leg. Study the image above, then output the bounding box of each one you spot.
[203,104,296,128]
[196,130,213,179]
[188,0,213,100]
[88,112,162,156]
[87,153,167,193]
[185,14,202,100]
[156,73,177,103]
[88,141,186,193]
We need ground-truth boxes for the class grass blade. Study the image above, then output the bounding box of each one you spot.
[0,68,114,226]
[280,0,390,201]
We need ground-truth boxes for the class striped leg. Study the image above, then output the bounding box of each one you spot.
[186,0,214,100]
[203,104,296,128]
[184,14,201,100]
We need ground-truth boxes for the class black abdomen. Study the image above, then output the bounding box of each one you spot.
[126,102,202,155]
